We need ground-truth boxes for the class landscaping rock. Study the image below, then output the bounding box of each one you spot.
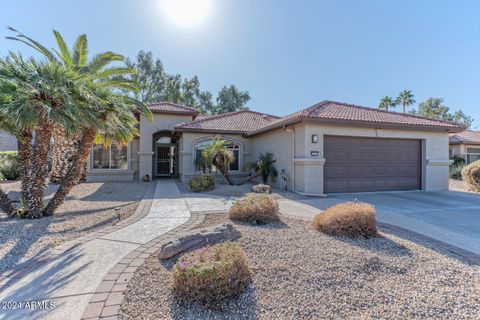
[158,223,241,259]
[251,184,271,194]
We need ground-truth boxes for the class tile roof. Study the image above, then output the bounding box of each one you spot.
[449,131,480,145]
[148,102,199,115]
[175,110,280,133]
[247,101,466,136]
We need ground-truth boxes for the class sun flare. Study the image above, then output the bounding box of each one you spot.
[161,0,212,27]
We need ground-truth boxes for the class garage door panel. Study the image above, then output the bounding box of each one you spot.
[324,136,421,193]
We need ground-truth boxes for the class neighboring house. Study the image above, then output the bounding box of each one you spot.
[449,131,480,164]
[87,100,464,195]
[0,133,17,151]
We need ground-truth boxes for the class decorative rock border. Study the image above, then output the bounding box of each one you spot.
[81,211,204,320]
[0,182,157,294]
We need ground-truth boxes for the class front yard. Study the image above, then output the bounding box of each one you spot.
[120,212,480,319]
[0,181,149,273]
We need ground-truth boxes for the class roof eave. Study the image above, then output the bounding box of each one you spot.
[149,109,200,116]
[174,127,248,135]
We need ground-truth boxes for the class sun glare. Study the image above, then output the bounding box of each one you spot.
[161,0,212,27]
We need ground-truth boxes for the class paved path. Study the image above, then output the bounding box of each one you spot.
[0,180,190,320]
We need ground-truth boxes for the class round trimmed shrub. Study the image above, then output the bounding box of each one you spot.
[0,151,19,180]
[461,160,480,192]
[188,174,215,192]
[229,195,280,224]
[313,202,378,238]
[172,242,250,304]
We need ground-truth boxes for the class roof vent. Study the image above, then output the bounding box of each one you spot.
[262,114,268,119]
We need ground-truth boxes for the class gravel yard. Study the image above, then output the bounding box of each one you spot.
[120,213,480,320]
[449,178,477,193]
[0,181,149,273]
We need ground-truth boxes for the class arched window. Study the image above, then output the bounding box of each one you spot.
[194,139,241,172]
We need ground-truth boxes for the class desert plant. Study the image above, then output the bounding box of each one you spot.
[451,155,465,167]
[189,174,215,192]
[244,152,278,184]
[229,195,280,224]
[449,165,465,180]
[202,138,234,185]
[172,242,250,304]
[0,151,19,180]
[461,160,480,192]
[313,202,378,238]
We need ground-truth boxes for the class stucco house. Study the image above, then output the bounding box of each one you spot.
[449,130,480,164]
[87,100,464,196]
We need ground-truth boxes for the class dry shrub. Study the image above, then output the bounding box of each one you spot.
[229,195,280,224]
[313,202,378,238]
[172,242,250,304]
[189,174,215,192]
[461,160,480,192]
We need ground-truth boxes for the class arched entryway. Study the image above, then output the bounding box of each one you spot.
[152,131,178,177]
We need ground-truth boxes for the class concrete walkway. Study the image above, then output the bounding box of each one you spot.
[0,180,190,320]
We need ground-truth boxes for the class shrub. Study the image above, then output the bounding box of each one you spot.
[313,202,378,238]
[229,195,280,224]
[461,160,480,192]
[0,151,19,180]
[449,165,465,180]
[189,174,215,192]
[172,242,250,304]
[452,155,465,167]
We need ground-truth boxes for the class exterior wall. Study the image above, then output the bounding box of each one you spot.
[0,133,17,151]
[138,113,194,181]
[450,143,480,164]
[179,132,251,183]
[249,126,296,190]
[298,122,451,195]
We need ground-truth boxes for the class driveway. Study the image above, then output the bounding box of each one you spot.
[294,190,480,255]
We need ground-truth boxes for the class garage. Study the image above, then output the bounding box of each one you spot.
[324,136,422,193]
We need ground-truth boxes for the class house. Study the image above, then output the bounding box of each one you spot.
[87,100,464,195]
[0,133,18,151]
[449,131,480,164]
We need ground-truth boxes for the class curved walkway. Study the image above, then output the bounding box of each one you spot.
[0,180,191,320]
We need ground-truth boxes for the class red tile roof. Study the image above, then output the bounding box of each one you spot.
[449,131,480,145]
[247,101,466,136]
[175,110,280,134]
[148,102,199,115]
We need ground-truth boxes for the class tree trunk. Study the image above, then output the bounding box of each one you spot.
[27,117,53,218]
[0,187,15,217]
[17,130,33,202]
[44,128,96,216]
[219,165,235,185]
[50,125,81,184]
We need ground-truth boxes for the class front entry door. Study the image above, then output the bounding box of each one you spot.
[156,145,174,176]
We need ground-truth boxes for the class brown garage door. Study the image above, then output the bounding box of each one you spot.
[324,136,421,193]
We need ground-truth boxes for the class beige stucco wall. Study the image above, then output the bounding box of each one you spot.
[179,132,251,183]
[138,113,194,181]
[299,122,451,194]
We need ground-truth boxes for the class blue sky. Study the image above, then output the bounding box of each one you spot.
[1,0,479,128]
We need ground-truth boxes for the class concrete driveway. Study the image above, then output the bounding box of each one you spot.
[295,190,480,255]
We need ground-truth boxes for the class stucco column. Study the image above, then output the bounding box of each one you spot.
[293,158,326,196]
[138,151,154,181]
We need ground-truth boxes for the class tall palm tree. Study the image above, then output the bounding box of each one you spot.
[396,90,416,113]
[378,96,397,111]
[4,28,152,217]
[245,152,278,184]
[203,139,235,185]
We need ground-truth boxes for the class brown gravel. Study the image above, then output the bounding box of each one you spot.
[120,213,480,320]
[449,178,478,193]
[0,181,149,272]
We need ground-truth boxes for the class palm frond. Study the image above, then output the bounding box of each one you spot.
[52,30,73,65]
[6,27,58,63]
[72,34,88,67]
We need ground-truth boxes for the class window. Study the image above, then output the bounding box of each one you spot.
[92,143,128,170]
[194,139,241,172]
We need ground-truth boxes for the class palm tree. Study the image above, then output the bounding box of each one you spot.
[202,139,235,185]
[396,90,416,113]
[4,28,152,217]
[378,96,397,111]
[245,152,278,184]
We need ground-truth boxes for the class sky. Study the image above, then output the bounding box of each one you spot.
[1,0,479,128]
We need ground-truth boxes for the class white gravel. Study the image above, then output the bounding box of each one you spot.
[0,181,149,272]
[120,213,480,320]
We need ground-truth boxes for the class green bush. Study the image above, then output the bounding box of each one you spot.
[0,151,19,180]
[229,195,280,224]
[451,155,465,167]
[172,242,250,304]
[449,165,465,180]
[461,160,480,192]
[189,174,215,192]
